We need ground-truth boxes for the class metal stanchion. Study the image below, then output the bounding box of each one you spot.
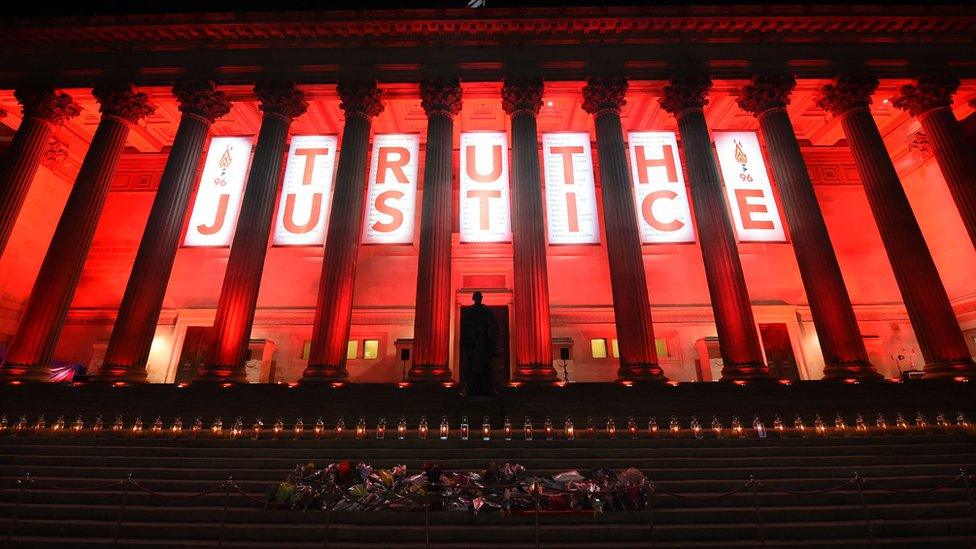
[6,477,25,548]
[750,476,766,548]
[645,484,655,549]
[855,473,875,548]
[219,477,231,548]
[114,474,131,548]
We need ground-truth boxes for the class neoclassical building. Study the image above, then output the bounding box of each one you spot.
[0,5,975,385]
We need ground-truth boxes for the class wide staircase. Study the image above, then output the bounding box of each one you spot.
[1,381,975,548]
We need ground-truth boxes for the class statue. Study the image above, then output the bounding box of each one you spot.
[460,291,499,396]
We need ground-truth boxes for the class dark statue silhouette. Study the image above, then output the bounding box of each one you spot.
[460,291,499,396]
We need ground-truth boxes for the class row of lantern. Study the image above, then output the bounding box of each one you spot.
[1,411,971,440]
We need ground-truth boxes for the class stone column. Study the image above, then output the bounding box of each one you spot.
[502,76,558,382]
[582,77,666,381]
[738,74,879,380]
[101,82,232,382]
[302,81,384,382]
[0,84,155,381]
[894,74,976,251]
[408,78,461,382]
[197,82,307,382]
[0,87,81,259]
[660,76,771,381]
[818,74,976,379]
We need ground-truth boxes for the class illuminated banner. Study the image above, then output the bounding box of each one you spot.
[627,132,695,243]
[273,135,339,246]
[184,136,253,247]
[459,131,512,243]
[713,131,786,242]
[362,134,420,244]
[542,133,599,244]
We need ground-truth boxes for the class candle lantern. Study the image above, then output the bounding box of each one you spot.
[230,417,243,439]
[956,411,970,430]
[896,412,908,431]
[876,413,888,432]
[773,415,784,437]
[293,417,305,440]
[112,415,124,433]
[356,417,367,440]
[376,417,387,439]
[564,417,574,440]
[397,417,407,439]
[915,411,927,429]
[272,417,283,440]
[523,417,533,441]
[544,417,554,440]
[460,416,469,440]
[606,417,616,439]
[711,416,723,438]
[585,417,595,439]
[669,416,680,439]
[752,416,766,439]
[628,416,638,439]
[191,417,202,438]
[171,416,183,438]
[731,416,743,438]
[210,417,221,438]
[794,414,806,436]
[482,416,492,441]
[648,417,658,438]
[334,417,344,439]
[418,416,428,439]
[151,416,163,436]
[691,416,703,440]
[834,413,846,432]
[33,415,46,434]
[51,415,64,434]
[439,416,449,440]
[855,413,867,434]
[0,414,7,435]
[132,416,144,436]
[814,414,826,435]
[502,417,512,441]
[252,417,263,440]
[92,415,103,436]
[936,411,947,431]
[314,417,325,439]
[14,416,27,436]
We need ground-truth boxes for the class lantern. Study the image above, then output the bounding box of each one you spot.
[564,417,574,440]
[876,413,888,431]
[171,416,183,438]
[0,415,7,434]
[397,417,407,439]
[503,417,512,441]
[936,411,947,430]
[210,417,221,438]
[356,417,367,440]
[545,417,554,440]
[33,415,46,434]
[191,417,203,438]
[752,416,766,439]
[439,416,449,440]
[628,416,638,439]
[606,417,616,439]
[834,414,846,432]
[669,416,680,439]
[483,416,492,441]
[14,416,27,436]
[251,417,263,440]
[814,414,826,436]
[151,416,163,436]
[855,414,867,434]
[773,415,784,437]
[92,415,103,436]
[585,417,595,439]
[272,418,283,440]
[460,416,469,440]
[915,411,927,428]
[313,417,324,439]
[132,416,144,436]
[731,416,743,437]
[957,411,970,430]
[293,417,305,440]
[51,415,64,433]
[376,417,386,439]
[648,417,658,438]
[794,414,806,435]
[711,416,723,438]
[112,415,124,433]
[230,417,243,439]
[418,416,428,439]
[691,416,703,440]
[896,412,908,430]
[523,417,533,441]
[334,417,345,439]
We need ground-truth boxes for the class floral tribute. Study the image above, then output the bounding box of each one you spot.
[268,461,648,514]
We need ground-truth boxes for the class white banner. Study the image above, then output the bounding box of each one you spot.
[273,135,339,246]
[542,133,599,244]
[184,136,253,247]
[362,134,420,244]
[627,132,695,243]
[713,131,786,242]
[459,131,511,243]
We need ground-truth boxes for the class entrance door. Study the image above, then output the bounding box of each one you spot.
[759,323,800,381]
[459,305,510,389]
[174,326,213,384]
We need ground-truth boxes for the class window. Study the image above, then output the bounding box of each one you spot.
[346,340,358,360]
[591,338,608,359]
[611,339,619,358]
[363,339,379,360]
[655,338,670,358]
[301,340,311,360]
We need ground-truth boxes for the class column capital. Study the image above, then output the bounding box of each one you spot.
[737,74,797,117]
[419,77,462,118]
[581,76,628,117]
[816,74,878,117]
[92,83,156,124]
[173,81,232,123]
[659,75,712,118]
[254,81,308,120]
[893,74,960,117]
[501,76,544,117]
[14,86,81,125]
[337,80,384,120]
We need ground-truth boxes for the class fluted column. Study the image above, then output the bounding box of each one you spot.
[818,74,976,379]
[197,82,307,382]
[102,82,232,382]
[894,74,976,251]
[0,84,155,381]
[502,76,557,382]
[738,74,879,380]
[660,76,771,381]
[303,81,384,382]
[0,87,81,259]
[408,78,461,382]
[582,77,666,381]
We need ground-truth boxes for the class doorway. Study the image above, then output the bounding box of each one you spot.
[759,323,800,381]
[174,326,213,384]
[458,305,510,389]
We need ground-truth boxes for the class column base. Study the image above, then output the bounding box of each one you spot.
[0,363,51,383]
[923,358,976,380]
[301,364,349,383]
[96,363,150,384]
[822,360,883,382]
[407,364,453,382]
[720,362,774,382]
[617,363,668,382]
[513,363,559,383]
[194,363,247,384]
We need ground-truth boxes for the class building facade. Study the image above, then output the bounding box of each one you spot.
[0,5,975,385]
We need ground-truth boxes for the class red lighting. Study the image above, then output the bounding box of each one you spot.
[554,381,567,387]
[778,379,791,385]
[112,382,127,388]
[620,381,634,387]
[508,381,522,388]
[954,376,970,382]
[221,382,233,388]
[733,380,747,386]
[396,382,409,389]
[330,382,345,388]
[177,382,188,388]
[668,381,679,387]
[844,378,859,384]
[441,382,455,388]
[9,380,22,386]
[287,382,299,388]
